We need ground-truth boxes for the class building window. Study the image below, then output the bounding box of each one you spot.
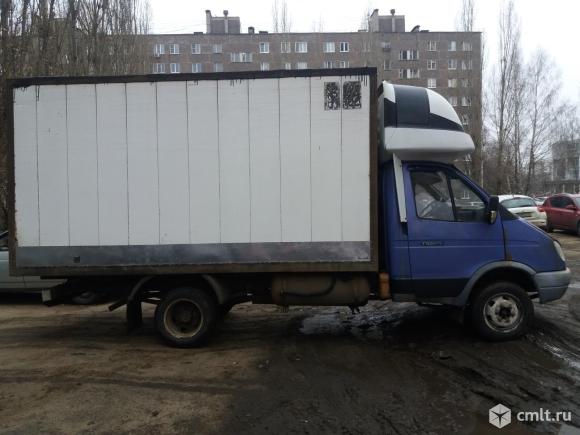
[427,60,437,70]
[448,78,458,88]
[448,41,457,51]
[462,41,472,51]
[154,43,165,56]
[281,42,291,53]
[448,59,457,70]
[448,96,458,106]
[399,68,420,79]
[322,61,333,69]
[259,42,269,53]
[191,43,201,54]
[338,60,349,68]
[192,63,202,73]
[381,41,391,51]
[170,63,180,73]
[260,62,270,71]
[295,42,308,53]
[214,63,223,72]
[461,114,470,126]
[461,78,472,88]
[461,96,472,107]
[169,43,179,55]
[428,41,437,51]
[427,78,437,88]
[399,49,419,60]
[323,42,335,53]
[296,61,308,69]
[212,44,222,54]
[461,60,473,70]
[231,52,253,63]
[339,42,350,52]
[363,41,371,52]
[153,63,165,73]
[284,62,291,70]
[383,60,391,70]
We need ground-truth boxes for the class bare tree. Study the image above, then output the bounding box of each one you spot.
[523,49,561,194]
[359,3,373,31]
[490,0,521,194]
[272,0,291,33]
[456,0,475,32]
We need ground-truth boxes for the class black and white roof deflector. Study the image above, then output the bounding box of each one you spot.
[380,81,474,162]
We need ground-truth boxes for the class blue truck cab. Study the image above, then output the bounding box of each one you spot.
[379,82,571,340]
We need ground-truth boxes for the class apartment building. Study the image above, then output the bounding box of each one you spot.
[148,9,481,132]
[551,140,580,193]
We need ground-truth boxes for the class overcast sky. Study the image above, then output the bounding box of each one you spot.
[150,0,580,100]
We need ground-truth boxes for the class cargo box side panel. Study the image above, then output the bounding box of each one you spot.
[37,85,69,246]
[127,82,160,245]
[249,78,282,243]
[342,77,371,241]
[310,76,342,241]
[280,77,311,242]
[13,87,39,247]
[96,83,129,245]
[157,81,190,244]
[67,84,99,246]
[187,81,221,243]
[218,80,251,243]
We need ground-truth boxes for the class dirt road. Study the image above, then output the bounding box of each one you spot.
[1,233,580,434]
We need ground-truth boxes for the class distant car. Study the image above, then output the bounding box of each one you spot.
[543,194,580,235]
[0,231,65,292]
[534,196,548,206]
[498,195,547,228]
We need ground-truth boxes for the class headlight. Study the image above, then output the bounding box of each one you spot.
[553,240,566,262]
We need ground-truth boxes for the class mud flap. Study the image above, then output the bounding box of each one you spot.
[126,299,143,334]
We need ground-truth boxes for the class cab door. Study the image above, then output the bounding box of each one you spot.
[404,164,505,299]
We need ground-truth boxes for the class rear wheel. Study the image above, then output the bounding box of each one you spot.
[470,281,533,341]
[155,287,217,347]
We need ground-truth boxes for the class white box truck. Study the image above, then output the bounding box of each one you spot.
[7,68,571,346]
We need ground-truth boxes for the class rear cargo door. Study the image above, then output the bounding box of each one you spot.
[404,164,504,299]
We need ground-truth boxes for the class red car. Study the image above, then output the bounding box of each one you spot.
[543,194,580,235]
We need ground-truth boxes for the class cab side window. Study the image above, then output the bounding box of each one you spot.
[410,171,454,221]
[411,170,485,222]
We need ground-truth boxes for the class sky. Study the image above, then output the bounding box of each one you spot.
[149,0,580,100]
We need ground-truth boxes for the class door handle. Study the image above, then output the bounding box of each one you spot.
[421,241,444,246]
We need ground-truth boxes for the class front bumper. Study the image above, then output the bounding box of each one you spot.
[533,268,572,303]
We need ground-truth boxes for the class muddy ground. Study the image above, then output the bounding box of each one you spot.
[1,233,580,434]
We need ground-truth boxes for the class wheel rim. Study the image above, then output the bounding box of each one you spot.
[164,298,204,339]
[483,293,523,333]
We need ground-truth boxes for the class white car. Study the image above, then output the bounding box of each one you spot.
[499,195,547,227]
[0,231,64,292]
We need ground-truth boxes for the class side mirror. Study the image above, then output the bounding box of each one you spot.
[488,196,499,224]
[566,204,577,210]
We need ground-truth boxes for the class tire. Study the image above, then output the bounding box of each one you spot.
[155,287,217,348]
[545,219,554,233]
[71,291,103,305]
[470,281,534,341]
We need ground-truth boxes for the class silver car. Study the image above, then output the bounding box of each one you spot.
[499,195,547,228]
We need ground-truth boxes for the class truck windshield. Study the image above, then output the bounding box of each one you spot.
[501,198,536,209]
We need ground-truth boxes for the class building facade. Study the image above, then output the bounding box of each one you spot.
[551,140,580,193]
[147,9,481,134]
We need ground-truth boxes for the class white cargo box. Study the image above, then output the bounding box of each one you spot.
[8,69,378,275]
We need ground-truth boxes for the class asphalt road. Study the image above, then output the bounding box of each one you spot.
[1,232,580,434]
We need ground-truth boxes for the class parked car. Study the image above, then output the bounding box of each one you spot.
[0,231,65,292]
[498,195,547,228]
[534,196,548,206]
[543,194,580,235]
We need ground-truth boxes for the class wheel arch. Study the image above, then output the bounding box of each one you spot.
[455,262,538,306]
[140,274,230,305]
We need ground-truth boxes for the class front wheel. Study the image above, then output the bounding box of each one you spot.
[155,287,217,347]
[470,281,534,341]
